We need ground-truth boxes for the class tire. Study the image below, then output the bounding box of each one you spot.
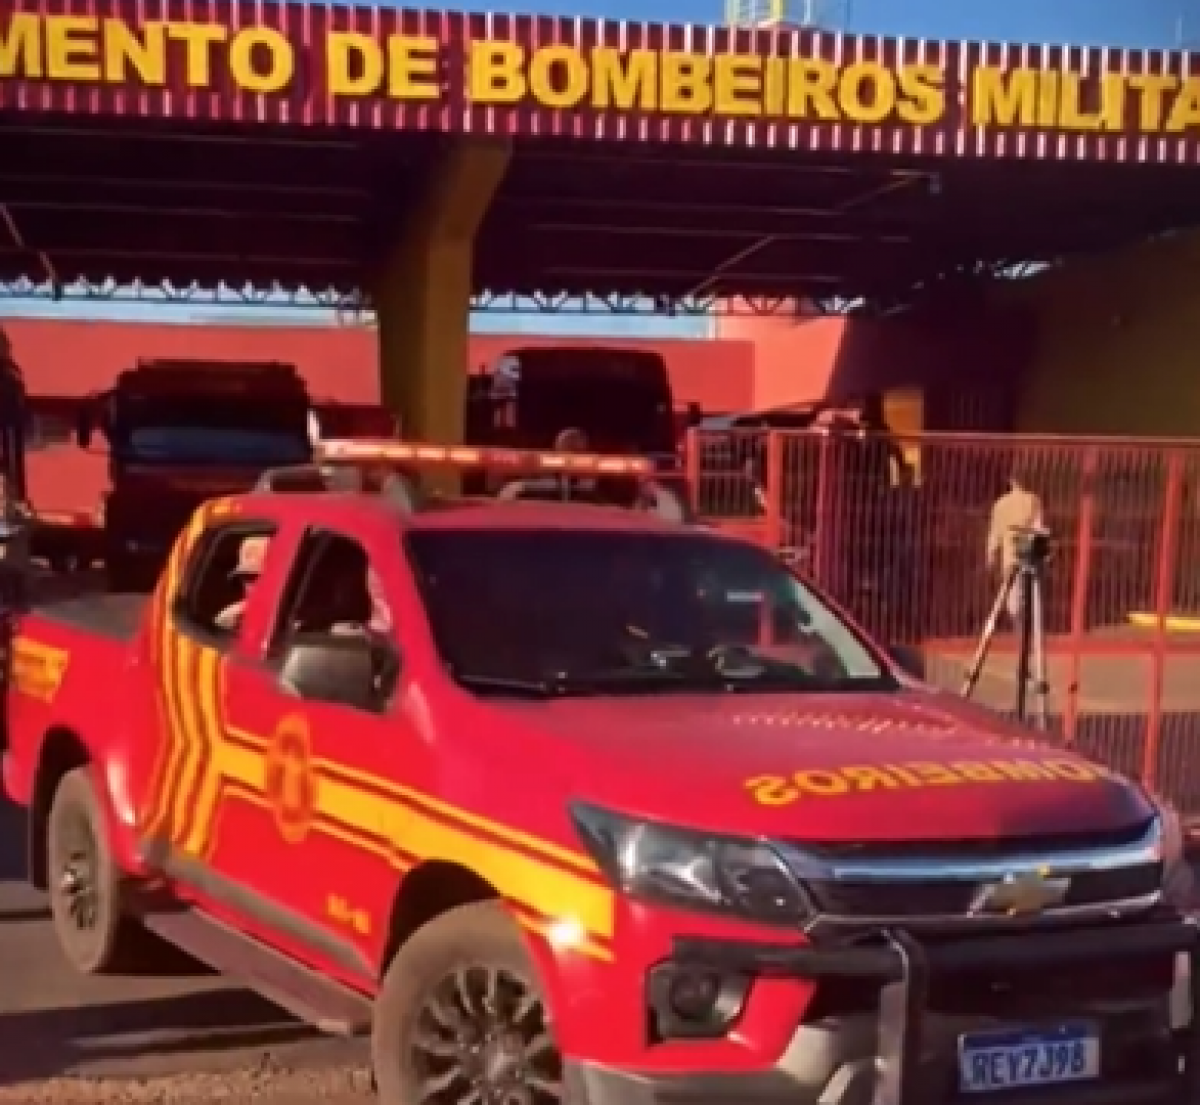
[372,901,561,1105]
[46,767,136,975]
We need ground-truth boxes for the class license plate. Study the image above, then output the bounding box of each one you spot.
[958,1023,1100,1094]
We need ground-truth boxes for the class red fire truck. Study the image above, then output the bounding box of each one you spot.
[76,358,313,591]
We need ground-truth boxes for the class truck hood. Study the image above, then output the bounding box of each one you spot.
[494,691,1152,842]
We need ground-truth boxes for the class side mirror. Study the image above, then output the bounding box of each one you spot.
[279,633,379,709]
[75,409,93,450]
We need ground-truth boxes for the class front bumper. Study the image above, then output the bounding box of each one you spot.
[567,917,1199,1105]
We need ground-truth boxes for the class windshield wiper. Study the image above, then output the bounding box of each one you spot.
[549,666,763,695]
[453,673,560,699]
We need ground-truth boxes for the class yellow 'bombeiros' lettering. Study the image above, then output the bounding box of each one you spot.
[744,757,1108,806]
[466,40,945,123]
[590,47,656,110]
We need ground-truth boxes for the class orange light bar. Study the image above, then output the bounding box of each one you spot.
[318,438,653,475]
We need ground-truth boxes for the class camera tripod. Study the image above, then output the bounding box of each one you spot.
[960,558,1051,730]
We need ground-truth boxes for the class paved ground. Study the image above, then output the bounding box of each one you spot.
[0,799,371,1102]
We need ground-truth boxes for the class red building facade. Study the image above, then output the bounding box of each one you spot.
[1,317,756,516]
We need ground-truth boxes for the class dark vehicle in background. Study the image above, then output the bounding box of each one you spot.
[311,401,398,441]
[691,404,916,635]
[466,346,676,458]
[77,359,312,591]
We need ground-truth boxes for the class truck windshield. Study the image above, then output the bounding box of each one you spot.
[520,378,675,454]
[406,528,890,697]
[124,426,311,466]
[109,395,311,466]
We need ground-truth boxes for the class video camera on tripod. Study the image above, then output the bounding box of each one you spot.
[961,523,1053,729]
[1010,524,1053,572]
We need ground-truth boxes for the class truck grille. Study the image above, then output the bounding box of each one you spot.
[782,818,1166,923]
[805,862,1163,918]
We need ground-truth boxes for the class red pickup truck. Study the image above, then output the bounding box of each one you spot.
[4,440,1198,1105]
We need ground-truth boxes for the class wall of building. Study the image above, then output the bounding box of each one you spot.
[1009,232,1200,438]
[0,317,757,517]
[717,294,1035,431]
[716,232,1200,442]
[0,318,756,412]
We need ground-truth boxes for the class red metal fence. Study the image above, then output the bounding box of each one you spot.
[687,427,1200,820]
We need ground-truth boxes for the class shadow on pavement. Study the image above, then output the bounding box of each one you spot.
[0,906,49,923]
[0,987,320,1085]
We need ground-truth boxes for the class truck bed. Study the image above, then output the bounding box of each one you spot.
[33,593,147,641]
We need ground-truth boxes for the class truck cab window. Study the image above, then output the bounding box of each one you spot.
[273,530,390,646]
[178,523,276,640]
[273,530,397,710]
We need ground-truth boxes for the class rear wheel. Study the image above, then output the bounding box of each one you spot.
[372,901,562,1105]
[47,767,137,975]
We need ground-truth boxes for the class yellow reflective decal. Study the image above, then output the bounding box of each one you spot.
[11,637,69,703]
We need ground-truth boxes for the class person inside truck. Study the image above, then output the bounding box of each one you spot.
[214,535,270,631]
[330,566,393,638]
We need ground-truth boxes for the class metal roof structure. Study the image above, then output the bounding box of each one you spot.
[4,1,1200,312]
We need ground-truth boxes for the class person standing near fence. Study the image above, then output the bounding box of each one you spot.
[986,467,1045,625]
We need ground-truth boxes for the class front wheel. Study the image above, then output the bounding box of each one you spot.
[372,901,562,1105]
[46,767,137,975]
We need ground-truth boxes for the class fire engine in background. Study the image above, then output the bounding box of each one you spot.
[466,346,677,461]
[77,359,313,591]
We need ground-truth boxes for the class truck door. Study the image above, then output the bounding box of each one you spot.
[134,511,280,869]
[218,525,413,974]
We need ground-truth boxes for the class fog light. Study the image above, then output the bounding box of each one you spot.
[648,963,750,1041]
[668,970,722,1020]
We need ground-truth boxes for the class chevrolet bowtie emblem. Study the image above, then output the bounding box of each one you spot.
[969,869,1070,916]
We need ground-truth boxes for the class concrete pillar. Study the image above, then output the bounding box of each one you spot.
[373,138,511,445]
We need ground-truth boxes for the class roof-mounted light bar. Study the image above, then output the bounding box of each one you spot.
[317,438,653,475]
[255,439,691,525]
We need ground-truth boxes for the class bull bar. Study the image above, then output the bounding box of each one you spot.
[674,916,1200,1105]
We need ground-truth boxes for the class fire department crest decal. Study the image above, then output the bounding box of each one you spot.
[264,714,318,844]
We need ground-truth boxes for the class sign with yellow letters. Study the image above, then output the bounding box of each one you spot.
[3,0,1198,159]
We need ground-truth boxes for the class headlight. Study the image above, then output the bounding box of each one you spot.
[571,803,810,925]
[1153,804,1194,908]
